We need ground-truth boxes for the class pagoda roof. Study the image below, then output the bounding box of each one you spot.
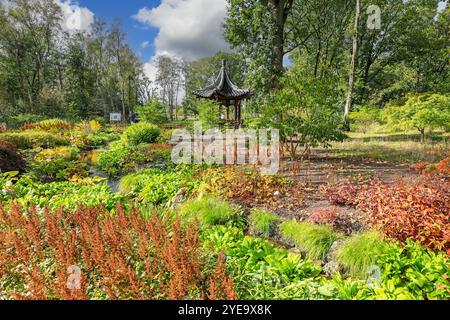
[193,60,253,100]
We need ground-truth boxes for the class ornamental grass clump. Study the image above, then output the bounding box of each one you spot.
[334,231,389,278]
[280,221,341,260]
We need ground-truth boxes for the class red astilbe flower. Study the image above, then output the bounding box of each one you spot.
[0,203,236,300]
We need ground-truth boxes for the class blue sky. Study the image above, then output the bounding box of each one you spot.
[78,0,161,62]
[73,0,229,66]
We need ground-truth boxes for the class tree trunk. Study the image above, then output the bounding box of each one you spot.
[344,0,361,131]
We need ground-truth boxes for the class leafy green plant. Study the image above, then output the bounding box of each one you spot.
[119,166,201,206]
[97,141,149,177]
[179,197,243,227]
[0,175,125,212]
[136,99,168,125]
[0,131,68,149]
[335,231,389,278]
[375,240,450,300]
[249,209,281,238]
[384,93,450,142]
[30,146,88,181]
[123,122,161,145]
[280,221,341,260]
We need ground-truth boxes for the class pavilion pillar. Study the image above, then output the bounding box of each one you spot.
[226,100,230,120]
[234,100,239,129]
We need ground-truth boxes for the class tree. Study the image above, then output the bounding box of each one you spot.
[155,55,184,121]
[384,93,450,143]
[136,99,167,125]
[226,0,295,94]
[260,59,345,160]
[343,0,361,131]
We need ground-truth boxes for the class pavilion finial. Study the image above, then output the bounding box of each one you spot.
[222,59,226,69]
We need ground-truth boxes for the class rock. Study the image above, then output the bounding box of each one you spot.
[326,239,345,262]
[171,189,187,209]
[323,261,341,278]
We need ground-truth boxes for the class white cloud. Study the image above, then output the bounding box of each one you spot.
[141,41,151,49]
[134,0,229,83]
[56,0,95,33]
[1,0,95,33]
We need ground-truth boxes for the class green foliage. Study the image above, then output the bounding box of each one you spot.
[179,197,243,227]
[136,99,168,125]
[335,231,389,278]
[201,225,323,299]
[198,99,223,129]
[384,93,450,141]
[249,209,281,238]
[280,221,341,260]
[3,114,46,129]
[261,62,345,158]
[374,240,450,300]
[123,122,161,146]
[119,166,201,206]
[0,175,125,212]
[350,106,382,133]
[0,131,68,149]
[29,146,88,181]
[97,141,147,177]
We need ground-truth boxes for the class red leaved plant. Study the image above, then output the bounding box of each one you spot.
[0,203,236,300]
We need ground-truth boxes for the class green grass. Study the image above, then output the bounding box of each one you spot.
[280,221,341,260]
[179,196,242,227]
[335,231,389,279]
[249,209,281,238]
[331,131,449,164]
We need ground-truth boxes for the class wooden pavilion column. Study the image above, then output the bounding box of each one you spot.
[225,100,230,120]
[234,100,239,128]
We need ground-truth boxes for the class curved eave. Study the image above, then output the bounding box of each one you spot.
[192,89,253,100]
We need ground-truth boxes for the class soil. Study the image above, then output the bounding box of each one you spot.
[265,148,422,235]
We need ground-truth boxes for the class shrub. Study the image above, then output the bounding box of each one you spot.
[97,141,148,177]
[308,206,342,225]
[280,221,341,260]
[0,140,26,173]
[136,99,168,125]
[23,119,73,132]
[30,147,88,181]
[249,209,281,238]
[322,177,450,252]
[0,204,236,300]
[0,131,68,149]
[179,197,242,227]
[124,122,161,145]
[119,167,201,206]
[335,231,389,278]
[350,106,382,133]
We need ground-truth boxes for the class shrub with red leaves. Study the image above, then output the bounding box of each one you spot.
[308,207,341,225]
[0,140,26,173]
[322,177,450,252]
[411,158,450,177]
[0,203,236,300]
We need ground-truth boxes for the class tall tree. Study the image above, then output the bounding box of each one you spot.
[343,0,361,131]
